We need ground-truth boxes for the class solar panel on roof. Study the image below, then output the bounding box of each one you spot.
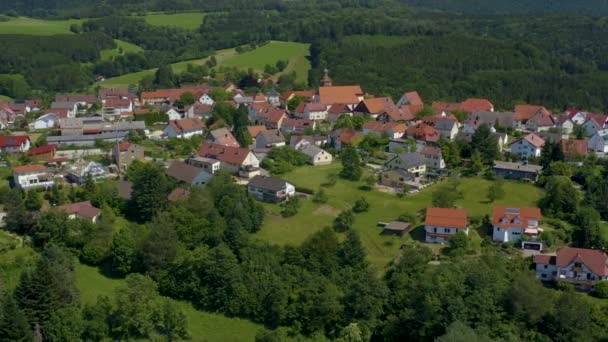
[505,208,520,214]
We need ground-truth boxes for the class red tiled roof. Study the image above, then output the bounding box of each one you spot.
[305,102,327,112]
[561,139,588,157]
[555,247,608,276]
[105,98,131,108]
[492,206,541,229]
[460,98,494,113]
[432,101,462,112]
[247,125,267,137]
[363,121,407,134]
[425,207,468,229]
[514,105,551,122]
[318,86,364,105]
[282,117,313,129]
[402,91,423,106]
[142,86,206,102]
[250,102,272,111]
[522,133,545,148]
[168,118,206,134]
[534,254,555,265]
[357,97,396,114]
[328,103,351,115]
[406,124,440,143]
[209,128,239,147]
[44,108,70,118]
[282,90,314,101]
[116,143,131,152]
[133,109,150,115]
[586,113,608,127]
[55,94,96,103]
[12,164,47,173]
[28,144,56,156]
[198,142,252,165]
[336,129,361,144]
[258,108,286,124]
[55,201,101,219]
[0,135,28,148]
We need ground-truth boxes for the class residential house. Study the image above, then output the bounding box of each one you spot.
[112,143,144,172]
[103,98,133,120]
[248,102,272,120]
[331,129,363,151]
[0,103,17,128]
[556,114,575,135]
[280,118,315,135]
[385,152,427,177]
[396,91,423,109]
[140,86,208,106]
[290,135,328,149]
[588,129,608,153]
[199,93,215,106]
[353,97,400,119]
[463,111,514,136]
[55,94,96,107]
[55,201,101,223]
[492,206,542,243]
[98,88,137,103]
[404,124,441,143]
[257,108,286,129]
[28,145,56,160]
[317,85,364,109]
[255,129,286,149]
[0,135,30,154]
[50,101,78,118]
[513,105,551,129]
[12,164,54,190]
[247,125,267,142]
[583,114,608,137]
[186,156,221,175]
[253,93,267,103]
[525,110,557,132]
[266,89,281,106]
[432,98,494,113]
[247,176,295,203]
[189,103,214,119]
[362,121,407,139]
[165,108,182,120]
[67,160,107,184]
[564,108,588,125]
[29,113,58,130]
[561,139,588,158]
[299,103,328,121]
[380,168,414,188]
[509,133,545,159]
[198,142,260,174]
[327,103,352,124]
[434,117,459,140]
[207,128,240,147]
[163,118,206,139]
[166,160,213,186]
[535,247,608,289]
[418,145,446,169]
[493,161,542,181]
[298,144,332,166]
[282,90,314,104]
[424,208,469,244]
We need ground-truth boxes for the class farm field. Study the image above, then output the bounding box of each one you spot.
[100,39,144,61]
[256,163,544,271]
[0,16,84,35]
[135,12,206,30]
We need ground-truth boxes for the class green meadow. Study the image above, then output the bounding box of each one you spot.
[0,16,84,35]
[100,39,144,61]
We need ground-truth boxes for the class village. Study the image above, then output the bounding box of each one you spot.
[1,69,607,294]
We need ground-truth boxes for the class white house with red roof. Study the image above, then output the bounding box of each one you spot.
[29,113,59,130]
[316,85,364,109]
[55,201,102,223]
[535,247,608,288]
[300,103,328,121]
[198,142,260,174]
[396,91,423,108]
[362,121,407,139]
[163,118,206,139]
[424,207,469,244]
[583,113,608,137]
[0,135,30,154]
[588,129,608,153]
[509,133,545,159]
[525,110,556,132]
[12,164,54,190]
[492,206,541,243]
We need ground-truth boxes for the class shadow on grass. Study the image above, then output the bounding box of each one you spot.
[408,225,426,242]
[94,259,127,280]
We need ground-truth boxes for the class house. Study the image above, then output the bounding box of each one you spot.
[12,164,54,190]
[67,161,107,184]
[561,139,588,158]
[418,145,446,169]
[385,152,427,177]
[255,129,286,149]
[141,86,208,106]
[513,105,551,129]
[295,103,327,121]
[492,206,542,243]
[353,97,400,119]
[404,124,441,143]
[112,143,145,172]
[166,160,213,186]
[556,114,575,135]
[382,221,412,237]
[396,91,423,109]
[380,168,414,188]
[434,117,459,140]
[525,110,557,132]
[165,108,182,120]
[99,88,137,103]
[55,94,96,107]
[198,142,260,174]
[424,208,469,244]
[0,135,30,154]
[564,108,588,125]
[207,128,240,147]
[50,101,79,118]
[189,103,214,119]
[199,93,215,106]
[247,125,267,141]
[317,85,364,108]
[266,89,281,106]
[290,135,328,149]
[331,129,362,151]
[362,121,407,139]
[588,129,608,153]
[103,98,133,120]
[282,90,314,104]
[327,103,352,124]
[28,145,56,160]
[248,102,272,120]
[168,188,191,202]
[55,201,101,223]
[298,144,332,166]
[257,108,286,129]
[535,247,608,289]
[509,133,545,159]
[186,156,221,175]
[432,98,494,113]
[29,113,58,130]
[163,118,206,138]
[583,114,608,137]
[247,175,295,203]
[493,161,542,181]
[280,118,316,135]
[463,111,514,135]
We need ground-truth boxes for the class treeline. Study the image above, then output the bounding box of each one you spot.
[401,0,608,16]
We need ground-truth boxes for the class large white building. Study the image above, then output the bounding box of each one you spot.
[535,247,608,290]
[424,207,469,244]
[12,164,54,190]
[492,206,542,243]
[509,133,545,159]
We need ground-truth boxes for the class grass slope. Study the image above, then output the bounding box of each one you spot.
[0,17,84,35]
[136,12,206,30]
[221,41,310,83]
[75,263,262,342]
[100,39,144,61]
[256,164,543,271]
[0,231,36,291]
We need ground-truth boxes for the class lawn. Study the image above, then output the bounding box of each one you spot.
[136,12,206,30]
[75,263,263,342]
[0,17,84,35]
[220,41,310,83]
[100,39,144,61]
[255,163,543,271]
[0,231,36,291]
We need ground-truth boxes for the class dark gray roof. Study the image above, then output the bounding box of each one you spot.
[166,161,208,184]
[493,161,542,173]
[396,152,426,168]
[467,111,514,128]
[248,175,290,192]
[435,117,458,130]
[300,144,326,158]
[257,129,285,144]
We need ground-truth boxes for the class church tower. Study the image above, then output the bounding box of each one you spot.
[320,68,333,87]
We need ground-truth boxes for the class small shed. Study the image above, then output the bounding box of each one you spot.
[382,221,411,237]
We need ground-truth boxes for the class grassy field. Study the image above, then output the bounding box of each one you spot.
[135,12,206,30]
[0,17,84,35]
[221,41,310,83]
[256,164,543,271]
[75,263,263,342]
[0,231,36,291]
[0,95,12,101]
[100,39,144,61]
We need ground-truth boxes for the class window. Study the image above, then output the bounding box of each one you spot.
[541,274,547,279]
[574,262,582,268]
[444,228,450,233]
[433,228,437,233]
[544,265,548,269]
[496,227,500,232]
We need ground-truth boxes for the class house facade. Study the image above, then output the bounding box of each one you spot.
[299,144,333,166]
[163,118,206,139]
[493,161,542,181]
[198,142,260,174]
[112,143,145,172]
[424,207,469,244]
[247,176,296,203]
[535,247,608,290]
[13,164,54,190]
[588,129,608,153]
[509,133,545,159]
[492,206,542,243]
[0,135,30,154]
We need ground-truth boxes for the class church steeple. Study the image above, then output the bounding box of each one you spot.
[320,68,333,87]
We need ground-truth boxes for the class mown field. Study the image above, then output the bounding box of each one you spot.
[0,16,84,35]
[135,12,206,30]
[256,163,544,271]
[100,39,144,61]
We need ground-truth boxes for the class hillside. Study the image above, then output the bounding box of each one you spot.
[0,16,83,35]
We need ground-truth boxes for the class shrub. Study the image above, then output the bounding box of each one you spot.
[595,281,608,299]
[280,196,300,217]
[353,197,370,213]
[312,189,328,203]
[334,210,354,232]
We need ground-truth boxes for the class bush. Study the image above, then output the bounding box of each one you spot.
[595,281,608,299]
[353,197,370,213]
[280,196,300,217]
[297,187,315,195]
[334,210,354,232]
[312,189,328,203]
